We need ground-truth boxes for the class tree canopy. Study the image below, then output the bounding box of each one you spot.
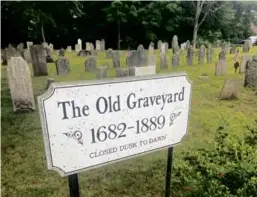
[1,1,257,49]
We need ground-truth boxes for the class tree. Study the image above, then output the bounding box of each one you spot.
[191,1,227,48]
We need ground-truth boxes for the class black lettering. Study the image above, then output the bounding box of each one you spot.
[174,93,178,102]
[179,87,185,101]
[138,97,144,108]
[113,95,121,112]
[108,96,113,112]
[71,100,81,118]
[143,97,149,107]
[167,94,173,103]
[57,101,70,120]
[149,96,156,106]
[127,93,136,109]
[96,97,108,114]
[156,95,161,105]
[161,94,167,110]
[82,105,90,116]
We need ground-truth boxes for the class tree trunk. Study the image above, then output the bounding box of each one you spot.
[41,20,46,43]
[192,1,201,49]
[117,20,120,50]
[192,24,198,49]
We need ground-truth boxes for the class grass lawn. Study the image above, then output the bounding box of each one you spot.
[1,48,257,197]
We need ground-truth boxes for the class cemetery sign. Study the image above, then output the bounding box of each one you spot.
[38,73,192,177]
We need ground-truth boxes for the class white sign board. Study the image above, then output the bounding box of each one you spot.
[38,73,192,176]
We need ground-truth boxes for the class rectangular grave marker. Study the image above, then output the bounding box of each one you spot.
[38,73,192,197]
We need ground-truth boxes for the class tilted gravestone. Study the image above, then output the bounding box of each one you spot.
[30,45,48,76]
[7,57,36,112]
[55,57,70,75]
[187,45,193,65]
[85,57,96,72]
[111,51,120,68]
[240,55,252,73]
[95,65,108,79]
[116,67,135,77]
[198,45,205,65]
[215,60,227,76]
[172,35,179,54]
[219,49,226,60]
[206,44,213,64]
[219,79,240,100]
[243,40,251,53]
[244,55,257,88]
[160,52,168,69]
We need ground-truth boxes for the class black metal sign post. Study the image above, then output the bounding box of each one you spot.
[68,174,80,197]
[164,147,174,197]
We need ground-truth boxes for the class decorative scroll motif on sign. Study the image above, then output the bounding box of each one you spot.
[169,111,182,126]
[63,130,83,145]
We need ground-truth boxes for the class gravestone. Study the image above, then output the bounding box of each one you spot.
[180,43,186,50]
[75,44,80,53]
[95,40,101,51]
[116,67,135,77]
[172,35,179,54]
[165,42,169,53]
[95,66,108,79]
[106,48,113,59]
[206,44,213,63]
[30,45,48,76]
[67,46,72,52]
[244,55,257,88]
[42,42,48,48]
[78,50,91,57]
[240,55,252,73]
[49,43,54,52]
[55,57,70,75]
[85,57,96,72]
[58,48,65,57]
[230,45,237,54]
[243,40,251,53]
[216,40,221,48]
[158,40,162,50]
[86,42,91,51]
[160,53,168,69]
[172,52,180,67]
[127,46,147,67]
[134,66,156,76]
[161,43,166,54]
[198,45,205,65]
[90,43,94,50]
[17,43,25,58]
[23,49,31,64]
[215,60,227,76]
[7,57,35,112]
[187,45,193,65]
[112,51,120,68]
[148,55,156,66]
[26,41,33,49]
[45,47,54,63]
[148,42,154,55]
[219,79,240,100]
[219,49,226,60]
[186,40,190,49]
[5,46,20,63]
[46,78,55,90]
[77,39,82,51]
[2,49,7,65]
[100,39,105,51]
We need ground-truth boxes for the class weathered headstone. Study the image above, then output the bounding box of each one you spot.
[134,66,156,76]
[5,46,20,63]
[244,55,257,88]
[45,47,54,63]
[58,48,65,57]
[26,41,33,49]
[186,40,190,49]
[206,44,213,64]
[66,46,72,52]
[160,53,168,69]
[219,79,240,100]
[215,60,227,76]
[17,43,25,57]
[49,43,54,52]
[23,49,31,64]
[95,66,108,79]
[78,39,82,51]
[243,40,250,53]
[116,67,135,77]
[160,43,166,54]
[219,49,226,60]
[90,43,94,50]
[230,45,237,54]
[106,48,113,59]
[85,57,96,72]
[198,45,205,65]
[78,50,91,57]
[172,52,180,67]
[148,42,154,55]
[86,42,91,51]
[30,45,48,76]
[7,57,35,112]
[240,55,252,73]
[172,35,179,54]
[55,57,70,75]
[165,42,169,53]
[187,45,193,65]
[100,39,105,51]
[112,51,120,68]
[158,40,162,50]
[95,40,101,51]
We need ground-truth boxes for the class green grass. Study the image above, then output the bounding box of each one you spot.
[1,48,257,197]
